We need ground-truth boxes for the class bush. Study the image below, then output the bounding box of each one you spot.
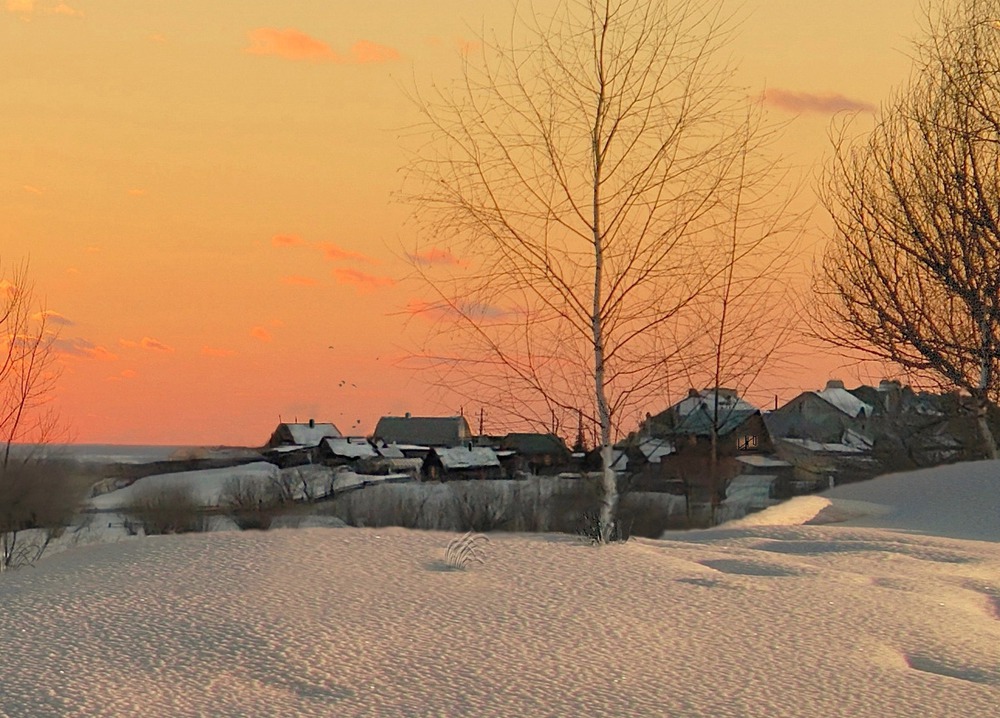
[219,475,285,530]
[123,484,206,535]
[0,459,89,570]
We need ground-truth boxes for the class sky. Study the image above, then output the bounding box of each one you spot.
[1,0,926,445]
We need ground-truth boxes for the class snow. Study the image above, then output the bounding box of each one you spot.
[321,437,378,460]
[735,454,792,468]
[3,461,1000,716]
[780,437,866,453]
[814,386,873,418]
[88,462,281,509]
[283,423,341,447]
[434,446,500,469]
[674,389,759,417]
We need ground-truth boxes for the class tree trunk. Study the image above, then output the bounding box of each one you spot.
[976,399,998,459]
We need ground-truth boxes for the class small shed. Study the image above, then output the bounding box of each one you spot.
[422,446,503,481]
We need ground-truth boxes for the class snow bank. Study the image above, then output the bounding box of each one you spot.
[718,459,1000,543]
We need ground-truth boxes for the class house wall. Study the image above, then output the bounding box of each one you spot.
[768,393,865,443]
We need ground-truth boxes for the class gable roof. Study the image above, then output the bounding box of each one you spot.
[500,433,570,455]
[373,415,472,447]
[674,405,760,438]
[813,387,873,419]
[431,446,501,469]
[321,437,377,460]
[275,422,342,447]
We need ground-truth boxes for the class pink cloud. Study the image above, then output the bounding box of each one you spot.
[271,233,306,248]
[202,346,236,358]
[250,326,272,342]
[244,28,399,64]
[127,188,147,197]
[333,268,395,291]
[319,242,378,265]
[244,28,337,61]
[148,33,167,43]
[22,185,42,194]
[281,275,320,287]
[764,89,875,114]
[407,247,463,267]
[52,338,118,361]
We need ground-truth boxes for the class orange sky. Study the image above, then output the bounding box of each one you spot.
[2,0,925,445]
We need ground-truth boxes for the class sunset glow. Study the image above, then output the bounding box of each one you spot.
[2,0,924,445]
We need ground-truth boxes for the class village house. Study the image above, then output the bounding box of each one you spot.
[422,446,503,481]
[317,437,378,466]
[498,433,572,475]
[641,388,773,454]
[266,419,342,448]
[372,414,472,449]
[765,380,874,444]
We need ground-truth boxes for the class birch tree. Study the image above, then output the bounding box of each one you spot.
[404,0,787,541]
[818,0,1000,458]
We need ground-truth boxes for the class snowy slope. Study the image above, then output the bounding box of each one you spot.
[1,462,998,717]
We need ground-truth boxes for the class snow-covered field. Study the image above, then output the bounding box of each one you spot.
[2,463,999,717]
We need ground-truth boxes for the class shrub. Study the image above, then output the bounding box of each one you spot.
[123,484,206,535]
[0,459,89,570]
[220,475,284,530]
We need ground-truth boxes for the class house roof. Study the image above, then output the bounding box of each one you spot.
[373,415,471,446]
[637,438,675,462]
[321,438,378,460]
[674,406,759,437]
[673,389,759,418]
[500,433,570,455]
[814,387,873,419]
[278,422,342,447]
[432,446,501,470]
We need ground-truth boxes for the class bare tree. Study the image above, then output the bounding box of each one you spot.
[403,0,787,541]
[817,0,1000,458]
[0,260,72,569]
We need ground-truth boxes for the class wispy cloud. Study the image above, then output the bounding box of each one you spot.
[405,298,509,323]
[148,33,166,43]
[250,326,272,342]
[271,233,307,248]
[140,337,173,352]
[764,88,875,114]
[127,188,147,197]
[47,2,82,16]
[245,28,399,64]
[319,241,378,265]
[348,40,400,64]
[407,247,463,267]
[281,275,320,287]
[202,346,235,358]
[107,369,137,382]
[119,336,174,352]
[32,310,74,326]
[22,184,43,195]
[52,337,118,361]
[333,268,395,292]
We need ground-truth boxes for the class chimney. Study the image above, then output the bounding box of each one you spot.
[825,379,845,390]
[405,411,411,419]
[309,418,315,428]
[687,388,700,398]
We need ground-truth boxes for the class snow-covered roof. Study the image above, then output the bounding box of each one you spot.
[281,422,342,447]
[434,446,500,469]
[673,389,759,418]
[735,455,792,468]
[638,438,674,463]
[377,445,406,459]
[780,437,865,454]
[321,438,377,460]
[813,388,873,419]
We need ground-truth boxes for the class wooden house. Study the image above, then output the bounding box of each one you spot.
[498,433,572,475]
[266,419,342,448]
[373,414,472,447]
[422,446,503,481]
